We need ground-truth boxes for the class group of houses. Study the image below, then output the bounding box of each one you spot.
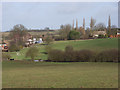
[0,32,44,52]
[25,37,43,47]
[72,17,120,38]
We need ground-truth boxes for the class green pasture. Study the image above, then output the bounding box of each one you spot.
[8,38,118,60]
[2,61,118,88]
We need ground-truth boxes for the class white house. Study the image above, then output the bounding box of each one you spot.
[33,38,37,44]
[38,38,43,44]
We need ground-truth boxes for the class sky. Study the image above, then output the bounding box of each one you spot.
[2,2,118,31]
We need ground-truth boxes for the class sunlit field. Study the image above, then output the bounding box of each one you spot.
[2,61,118,88]
[9,38,118,60]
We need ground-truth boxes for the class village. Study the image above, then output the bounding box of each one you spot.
[1,17,120,53]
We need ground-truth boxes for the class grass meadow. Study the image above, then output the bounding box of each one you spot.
[2,61,118,88]
[9,38,118,60]
[2,38,118,88]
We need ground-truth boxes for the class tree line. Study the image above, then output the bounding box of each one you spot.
[56,16,118,40]
[3,15,118,52]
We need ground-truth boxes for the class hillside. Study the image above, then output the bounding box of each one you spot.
[8,38,118,60]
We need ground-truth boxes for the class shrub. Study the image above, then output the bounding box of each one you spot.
[75,50,95,62]
[9,44,20,52]
[104,34,108,38]
[48,49,64,62]
[8,41,21,52]
[65,45,73,53]
[26,46,39,61]
[48,47,95,62]
[64,45,75,61]
[2,53,11,60]
[54,36,64,41]
[68,30,80,40]
[48,47,118,62]
[45,36,53,45]
[45,45,52,54]
[98,34,105,38]
[96,49,118,62]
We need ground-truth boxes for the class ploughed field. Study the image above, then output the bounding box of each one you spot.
[9,38,118,60]
[2,61,118,88]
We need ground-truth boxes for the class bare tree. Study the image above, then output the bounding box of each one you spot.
[82,18,86,35]
[76,19,78,30]
[83,18,85,30]
[72,20,74,30]
[90,17,96,31]
[59,24,72,40]
[95,23,106,31]
[9,24,28,44]
[108,15,111,31]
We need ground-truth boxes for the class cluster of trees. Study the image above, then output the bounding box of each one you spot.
[7,24,54,52]
[48,45,119,62]
[56,16,118,40]
[57,24,81,40]
[6,16,118,52]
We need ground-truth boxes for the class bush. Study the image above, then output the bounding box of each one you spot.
[9,44,20,52]
[96,49,118,62]
[68,30,80,40]
[65,45,73,53]
[48,49,64,62]
[8,41,22,52]
[98,34,105,38]
[64,46,75,62]
[104,34,108,38]
[54,36,64,41]
[26,46,39,61]
[75,50,95,62]
[48,46,118,62]
[2,53,11,60]
[45,36,53,45]
[45,45,52,54]
[48,46,95,62]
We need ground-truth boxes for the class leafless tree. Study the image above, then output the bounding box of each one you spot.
[59,24,72,40]
[9,24,28,44]
[95,23,106,31]
[90,17,96,31]
[108,15,111,31]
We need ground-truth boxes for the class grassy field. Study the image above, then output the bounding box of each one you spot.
[8,38,118,60]
[2,61,118,88]
[2,38,118,88]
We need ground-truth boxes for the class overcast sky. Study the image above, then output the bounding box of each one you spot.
[2,2,118,31]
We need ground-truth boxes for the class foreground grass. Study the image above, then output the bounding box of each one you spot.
[9,38,118,60]
[2,61,118,88]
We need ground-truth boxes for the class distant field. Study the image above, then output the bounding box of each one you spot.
[2,30,57,37]
[29,30,57,36]
[9,38,118,60]
[2,61,118,88]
